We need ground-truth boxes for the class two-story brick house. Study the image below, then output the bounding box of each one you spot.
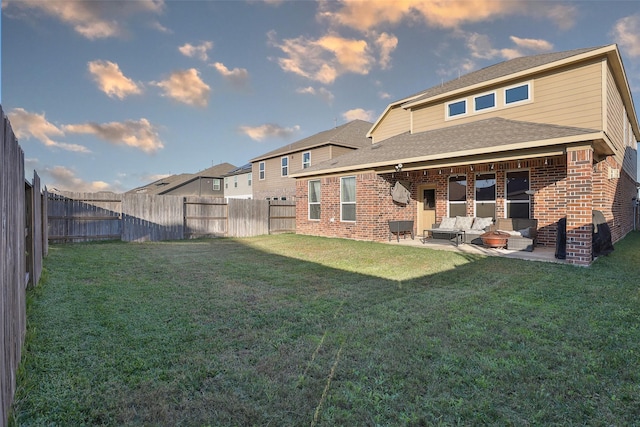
[291,45,639,266]
[250,120,373,201]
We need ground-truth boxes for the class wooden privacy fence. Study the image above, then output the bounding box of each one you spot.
[48,193,296,242]
[1,107,47,427]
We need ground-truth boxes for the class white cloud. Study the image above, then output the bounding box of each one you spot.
[7,108,90,153]
[64,118,164,153]
[466,33,523,60]
[179,41,214,61]
[45,165,112,192]
[612,15,640,58]
[320,1,576,33]
[510,36,553,52]
[342,108,376,122]
[211,62,250,89]
[4,0,164,39]
[268,30,373,84]
[542,4,577,31]
[153,69,210,107]
[88,60,143,99]
[378,91,391,100]
[319,0,518,31]
[150,20,172,34]
[296,86,335,103]
[375,32,398,69]
[238,123,300,141]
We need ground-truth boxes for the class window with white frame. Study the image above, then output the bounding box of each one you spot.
[505,82,530,105]
[506,170,530,218]
[340,176,356,221]
[213,179,221,191]
[302,151,311,169]
[308,180,321,220]
[224,177,229,189]
[475,173,496,219]
[446,99,467,118]
[234,175,238,188]
[474,92,496,112]
[448,175,467,217]
[259,162,265,180]
[281,156,288,177]
[247,172,252,186]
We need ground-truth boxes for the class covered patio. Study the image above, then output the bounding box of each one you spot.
[385,234,567,264]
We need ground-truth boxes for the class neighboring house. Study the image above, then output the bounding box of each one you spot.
[250,119,373,201]
[223,163,253,199]
[291,44,639,266]
[129,162,236,196]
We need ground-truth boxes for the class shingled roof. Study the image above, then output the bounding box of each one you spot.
[291,118,603,177]
[129,162,236,194]
[250,119,373,162]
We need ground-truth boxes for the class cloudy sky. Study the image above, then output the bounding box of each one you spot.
[2,0,639,192]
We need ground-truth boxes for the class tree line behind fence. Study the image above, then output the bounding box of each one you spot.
[47,192,296,243]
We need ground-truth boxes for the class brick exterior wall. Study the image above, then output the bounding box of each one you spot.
[296,153,636,265]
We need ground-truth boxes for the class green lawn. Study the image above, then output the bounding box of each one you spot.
[10,233,640,426]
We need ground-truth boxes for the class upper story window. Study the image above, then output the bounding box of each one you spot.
[446,99,467,118]
[474,92,496,112]
[302,152,311,169]
[259,162,265,180]
[247,172,252,186]
[505,82,530,105]
[281,156,289,177]
[213,179,221,191]
[234,175,238,188]
[224,177,229,189]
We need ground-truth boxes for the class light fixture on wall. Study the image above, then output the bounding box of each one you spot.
[490,163,494,170]
[544,158,548,165]
[517,161,521,168]
[469,165,474,171]
[394,163,403,172]
[439,169,442,175]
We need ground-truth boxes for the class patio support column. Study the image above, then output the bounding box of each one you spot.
[565,145,594,266]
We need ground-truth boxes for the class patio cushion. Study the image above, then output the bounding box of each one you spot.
[454,216,474,229]
[439,217,457,229]
[471,217,493,230]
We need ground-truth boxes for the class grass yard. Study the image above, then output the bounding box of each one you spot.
[10,233,640,426]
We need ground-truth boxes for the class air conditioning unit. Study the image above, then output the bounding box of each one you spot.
[608,167,620,179]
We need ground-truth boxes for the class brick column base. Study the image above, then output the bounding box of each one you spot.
[565,146,593,266]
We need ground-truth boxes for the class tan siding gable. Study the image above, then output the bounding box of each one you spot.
[411,60,603,134]
[370,105,410,142]
[606,64,638,178]
[252,145,353,199]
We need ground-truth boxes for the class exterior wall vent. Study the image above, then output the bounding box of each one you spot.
[608,167,620,179]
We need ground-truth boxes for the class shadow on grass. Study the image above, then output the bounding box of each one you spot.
[11,232,640,426]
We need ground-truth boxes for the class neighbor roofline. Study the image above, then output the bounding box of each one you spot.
[290,131,607,178]
[249,140,364,163]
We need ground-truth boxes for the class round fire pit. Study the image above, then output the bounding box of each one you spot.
[480,231,510,248]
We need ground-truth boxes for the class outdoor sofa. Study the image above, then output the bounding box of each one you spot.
[427,216,494,245]
[489,218,538,251]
